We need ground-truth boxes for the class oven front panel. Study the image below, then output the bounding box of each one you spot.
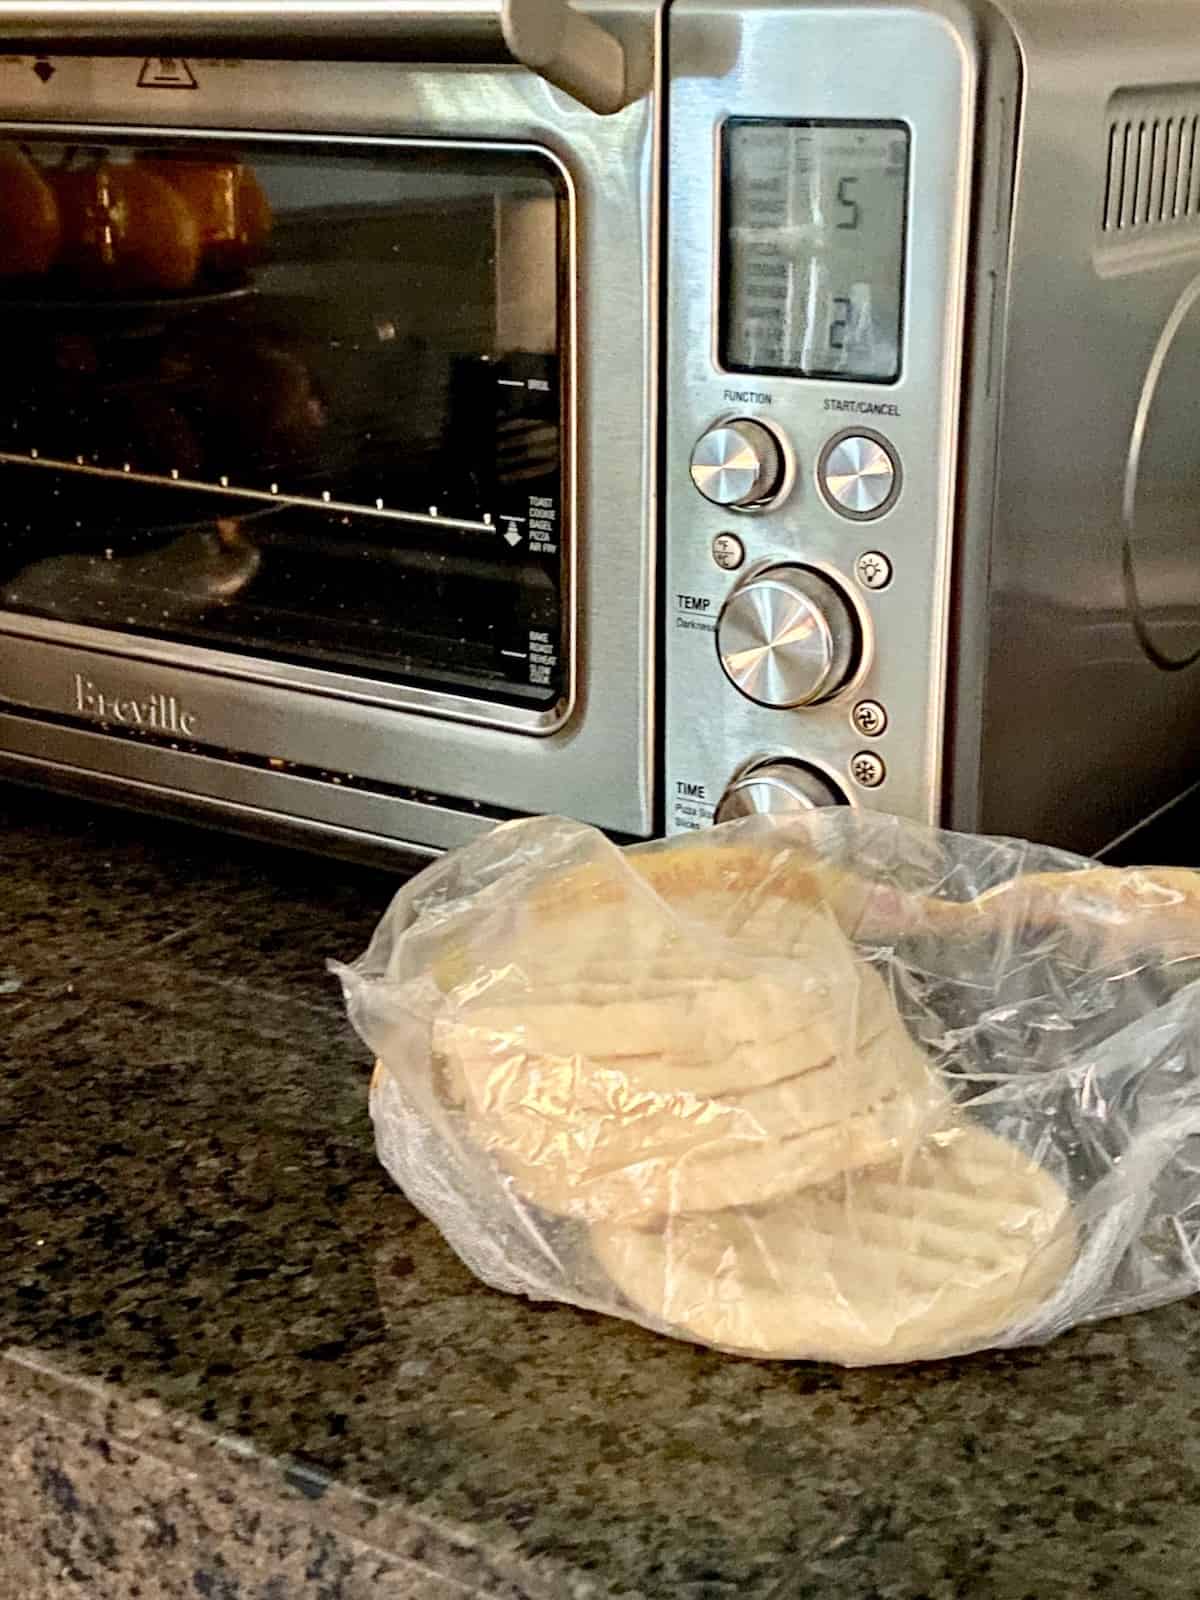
[0,44,658,841]
[663,0,978,833]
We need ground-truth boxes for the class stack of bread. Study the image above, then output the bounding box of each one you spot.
[374,834,1077,1364]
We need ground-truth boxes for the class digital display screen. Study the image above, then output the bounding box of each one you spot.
[721,120,909,382]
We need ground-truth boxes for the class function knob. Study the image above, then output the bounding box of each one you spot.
[689,418,784,508]
[715,759,848,822]
[716,564,861,707]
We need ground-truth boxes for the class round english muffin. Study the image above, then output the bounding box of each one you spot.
[433,837,950,1222]
[591,1122,1076,1363]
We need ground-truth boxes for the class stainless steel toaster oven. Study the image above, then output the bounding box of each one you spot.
[0,0,1198,861]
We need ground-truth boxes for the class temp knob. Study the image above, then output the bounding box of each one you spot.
[689,418,784,508]
[717,564,860,707]
[715,760,848,822]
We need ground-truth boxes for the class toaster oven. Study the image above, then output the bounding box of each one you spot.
[0,0,1197,861]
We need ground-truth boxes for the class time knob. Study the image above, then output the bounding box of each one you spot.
[689,418,784,508]
[717,564,861,707]
[715,759,848,822]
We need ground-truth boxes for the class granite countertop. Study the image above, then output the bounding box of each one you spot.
[4,785,1200,1600]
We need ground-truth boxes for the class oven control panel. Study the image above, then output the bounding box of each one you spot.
[663,0,977,834]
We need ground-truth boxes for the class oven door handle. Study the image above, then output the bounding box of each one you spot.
[0,0,629,113]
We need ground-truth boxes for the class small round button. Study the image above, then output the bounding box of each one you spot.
[690,418,785,509]
[854,550,893,591]
[850,750,887,789]
[819,430,900,519]
[851,699,888,738]
[711,532,746,571]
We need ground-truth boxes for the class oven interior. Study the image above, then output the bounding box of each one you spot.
[0,136,569,713]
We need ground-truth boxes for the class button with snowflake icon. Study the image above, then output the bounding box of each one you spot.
[850,751,886,789]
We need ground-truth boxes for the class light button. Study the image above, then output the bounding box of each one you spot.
[854,550,893,591]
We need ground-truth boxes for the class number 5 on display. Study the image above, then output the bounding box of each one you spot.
[836,174,861,229]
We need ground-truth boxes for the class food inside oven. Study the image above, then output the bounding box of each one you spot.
[0,139,567,713]
[0,142,272,293]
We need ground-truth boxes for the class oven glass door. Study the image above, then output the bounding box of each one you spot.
[0,134,568,728]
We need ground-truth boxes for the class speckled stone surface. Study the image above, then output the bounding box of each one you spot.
[5,784,1200,1600]
[0,1358,479,1600]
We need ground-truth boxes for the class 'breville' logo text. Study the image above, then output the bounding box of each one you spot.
[74,674,198,738]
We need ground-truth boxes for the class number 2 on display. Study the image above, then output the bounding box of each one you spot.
[829,295,852,352]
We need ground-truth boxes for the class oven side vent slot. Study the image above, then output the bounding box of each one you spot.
[1103,87,1200,235]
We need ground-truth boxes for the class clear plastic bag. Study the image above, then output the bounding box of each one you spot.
[334,812,1200,1365]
